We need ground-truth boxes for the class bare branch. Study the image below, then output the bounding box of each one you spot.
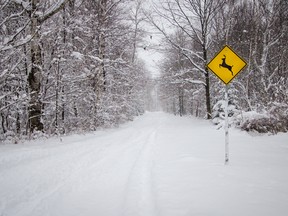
[40,0,69,23]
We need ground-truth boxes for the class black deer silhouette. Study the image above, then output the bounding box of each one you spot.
[219,55,233,76]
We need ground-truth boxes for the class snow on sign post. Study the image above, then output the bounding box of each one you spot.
[207,45,247,165]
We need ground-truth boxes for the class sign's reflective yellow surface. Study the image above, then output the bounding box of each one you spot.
[207,45,247,85]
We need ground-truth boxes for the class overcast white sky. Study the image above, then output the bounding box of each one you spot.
[136,0,164,79]
[137,35,163,79]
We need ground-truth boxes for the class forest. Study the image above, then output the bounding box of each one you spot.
[0,0,287,142]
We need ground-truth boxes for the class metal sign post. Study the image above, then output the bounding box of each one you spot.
[224,85,229,165]
[207,45,247,165]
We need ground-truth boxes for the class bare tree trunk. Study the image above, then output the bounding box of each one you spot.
[55,57,60,134]
[203,47,212,119]
[97,0,107,92]
[1,112,7,134]
[28,0,43,133]
[131,0,143,63]
[90,0,108,128]
[27,0,69,133]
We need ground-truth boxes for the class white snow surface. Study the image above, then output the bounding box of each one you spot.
[0,112,288,216]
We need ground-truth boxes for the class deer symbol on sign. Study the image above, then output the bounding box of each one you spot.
[219,55,233,76]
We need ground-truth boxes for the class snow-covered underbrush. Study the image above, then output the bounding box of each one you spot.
[212,101,288,134]
[238,112,288,134]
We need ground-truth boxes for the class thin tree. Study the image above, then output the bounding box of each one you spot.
[149,0,227,119]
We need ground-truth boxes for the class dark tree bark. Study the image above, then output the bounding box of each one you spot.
[28,0,68,133]
[28,0,43,132]
[97,0,107,92]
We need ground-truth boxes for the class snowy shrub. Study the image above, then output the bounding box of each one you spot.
[30,131,48,140]
[212,101,288,134]
[237,104,288,134]
[212,100,240,127]
[3,131,15,142]
[239,115,288,134]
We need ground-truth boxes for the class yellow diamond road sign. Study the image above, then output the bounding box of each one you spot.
[207,45,247,85]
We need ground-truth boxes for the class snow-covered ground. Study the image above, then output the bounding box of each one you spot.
[0,112,288,216]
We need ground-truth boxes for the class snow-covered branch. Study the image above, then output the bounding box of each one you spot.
[0,19,31,51]
[40,0,69,23]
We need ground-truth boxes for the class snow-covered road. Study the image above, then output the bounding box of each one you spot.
[1,112,288,216]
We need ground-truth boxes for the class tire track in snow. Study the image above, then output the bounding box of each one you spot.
[122,129,159,216]
[27,128,152,216]
[0,129,144,216]
[28,129,148,216]
[0,141,109,216]
[1,114,163,216]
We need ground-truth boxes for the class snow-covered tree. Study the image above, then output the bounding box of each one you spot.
[149,0,227,119]
[0,0,150,141]
[211,0,288,133]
